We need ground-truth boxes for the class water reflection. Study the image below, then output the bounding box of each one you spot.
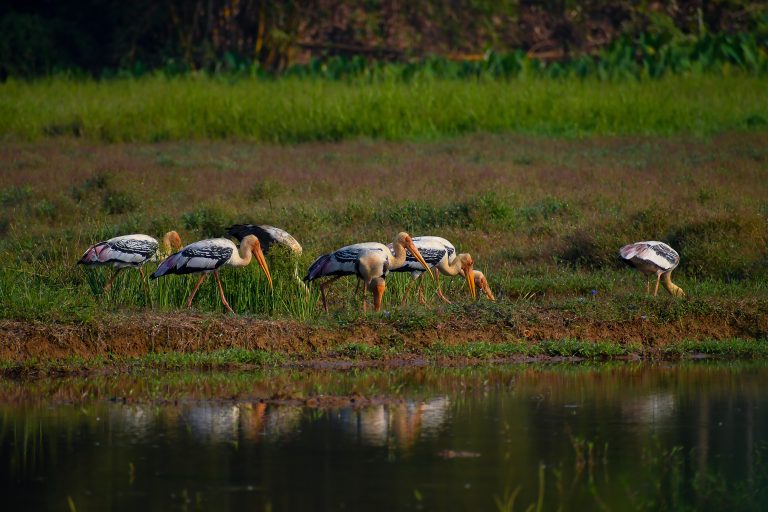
[2,362,767,511]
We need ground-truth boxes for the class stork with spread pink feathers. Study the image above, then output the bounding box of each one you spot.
[78,231,182,293]
[150,235,272,314]
[304,232,435,313]
[619,241,685,297]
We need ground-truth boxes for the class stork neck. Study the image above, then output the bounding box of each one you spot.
[661,272,684,297]
[389,239,408,268]
[229,242,253,268]
[438,256,464,277]
[161,235,173,256]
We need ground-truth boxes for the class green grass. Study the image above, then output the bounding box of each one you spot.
[1,74,767,143]
[3,338,767,376]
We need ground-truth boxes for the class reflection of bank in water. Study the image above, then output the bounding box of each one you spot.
[334,396,451,449]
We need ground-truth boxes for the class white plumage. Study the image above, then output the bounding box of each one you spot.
[78,231,182,293]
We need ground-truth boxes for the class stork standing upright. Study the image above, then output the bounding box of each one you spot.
[619,241,685,297]
[388,236,477,303]
[226,224,306,290]
[78,231,182,294]
[150,235,272,314]
[304,232,434,313]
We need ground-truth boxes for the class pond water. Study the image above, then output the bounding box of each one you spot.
[1,362,767,511]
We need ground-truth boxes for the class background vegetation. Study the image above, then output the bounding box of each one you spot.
[2,1,767,77]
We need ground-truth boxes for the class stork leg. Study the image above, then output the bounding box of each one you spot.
[361,278,371,314]
[402,276,420,305]
[435,272,452,304]
[103,267,124,292]
[213,270,235,314]
[319,275,343,313]
[646,276,651,295]
[653,273,662,297]
[138,267,154,308]
[417,278,427,305]
[187,274,207,308]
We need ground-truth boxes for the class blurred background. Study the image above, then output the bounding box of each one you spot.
[1,1,766,78]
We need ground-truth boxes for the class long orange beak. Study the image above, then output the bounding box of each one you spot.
[253,245,273,289]
[406,241,435,280]
[465,265,477,300]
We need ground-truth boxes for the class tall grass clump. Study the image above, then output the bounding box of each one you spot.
[1,73,767,143]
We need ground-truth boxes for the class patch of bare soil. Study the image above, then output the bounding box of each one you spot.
[0,306,761,364]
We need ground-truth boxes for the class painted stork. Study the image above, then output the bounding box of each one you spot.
[388,236,477,304]
[226,224,306,290]
[619,241,685,297]
[465,269,495,301]
[303,232,434,313]
[78,231,182,293]
[150,235,273,314]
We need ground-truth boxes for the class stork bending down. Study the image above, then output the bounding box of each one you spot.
[619,241,685,297]
[304,232,434,313]
[388,236,477,304]
[78,231,182,297]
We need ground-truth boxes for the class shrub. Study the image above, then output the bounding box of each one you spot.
[102,190,138,215]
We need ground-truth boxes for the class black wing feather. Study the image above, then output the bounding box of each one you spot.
[227,224,275,253]
[110,238,157,258]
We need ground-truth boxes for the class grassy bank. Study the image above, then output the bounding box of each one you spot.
[1,134,767,321]
[0,134,766,368]
[1,74,767,142]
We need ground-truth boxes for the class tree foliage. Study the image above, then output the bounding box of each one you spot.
[1,0,766,77]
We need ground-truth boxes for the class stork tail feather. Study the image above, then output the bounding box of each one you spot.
[304,253,332,282]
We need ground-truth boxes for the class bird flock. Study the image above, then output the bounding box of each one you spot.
[78,224,685,315]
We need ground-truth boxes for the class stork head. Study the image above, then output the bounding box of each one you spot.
[162,231,183,254]
[457,253,477,300]
[243,235,273,289]
[472,270,495,301]
[394,232,435,281]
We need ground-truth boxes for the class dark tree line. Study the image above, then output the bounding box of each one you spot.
[1,0,766,77]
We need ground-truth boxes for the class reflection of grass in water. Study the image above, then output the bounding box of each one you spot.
[494,438,768,512]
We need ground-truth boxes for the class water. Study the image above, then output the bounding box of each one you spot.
[1,362,767,511]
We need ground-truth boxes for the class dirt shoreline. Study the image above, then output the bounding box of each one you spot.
[1,306,764,364]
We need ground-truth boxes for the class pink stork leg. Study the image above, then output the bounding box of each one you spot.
[187,274,207,308]
[103,267,124,292]
[213,270,235,314]
[435,272,452,304]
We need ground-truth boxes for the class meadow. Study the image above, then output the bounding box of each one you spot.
[1,128,767,367]
[1,70,767,367]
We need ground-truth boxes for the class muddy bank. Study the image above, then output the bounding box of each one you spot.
[1,305,765,363]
